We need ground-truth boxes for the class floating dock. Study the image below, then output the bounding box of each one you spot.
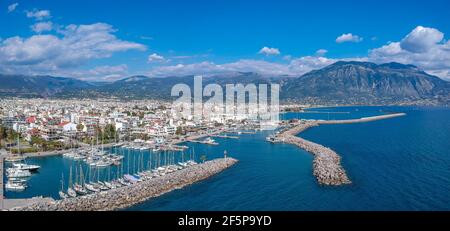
[210,135,239,139]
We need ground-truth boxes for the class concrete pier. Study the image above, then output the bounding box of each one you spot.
[273,113,406,186]
[9,158,238,211]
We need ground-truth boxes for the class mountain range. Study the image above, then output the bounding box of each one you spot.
[1,61,449,105]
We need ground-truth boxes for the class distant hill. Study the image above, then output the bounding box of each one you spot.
[282,61,450,105]
[1,62,449,105]
[63,72,282,100]
[0,74,93,98]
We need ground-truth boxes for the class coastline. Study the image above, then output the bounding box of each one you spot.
[8,157,238,211]
[272,113,406,186]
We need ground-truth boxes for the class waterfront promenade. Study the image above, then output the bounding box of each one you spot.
[8,157,238,211]
[273,113,406,186]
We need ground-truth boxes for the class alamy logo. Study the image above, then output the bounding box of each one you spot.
[171,76,280,130]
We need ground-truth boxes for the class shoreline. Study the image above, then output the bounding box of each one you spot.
[273,113,406,186]
[8,157,238,211]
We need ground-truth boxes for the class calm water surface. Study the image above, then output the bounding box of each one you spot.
[5,106,450,211]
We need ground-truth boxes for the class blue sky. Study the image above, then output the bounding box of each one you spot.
[1,0,450,80]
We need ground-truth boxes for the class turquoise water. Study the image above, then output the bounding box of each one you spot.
[4,106,450,210]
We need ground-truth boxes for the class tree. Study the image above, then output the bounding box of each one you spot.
[200,154,207,163]
[175,127,184,135]
[76,124,84,132]
[0,126,6,147]
[103,124,116,141]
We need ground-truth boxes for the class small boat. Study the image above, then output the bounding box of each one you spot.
[9,178,27,184]
[96,182,110,191]
[85,183,100,192]
[74,184,88,195]
[5,181,26,191]
[104,181,114,189]
[67,188,77,198]
[187,160,198,166]
[204,137,217,145]
[7,168,31,178]
[59,191,68,199]
[111,180,123,188]
[95,160,112,168]
[266,135,276,142]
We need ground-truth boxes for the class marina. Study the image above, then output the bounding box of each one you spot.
[2,106,450,211]
[9,158,238,211]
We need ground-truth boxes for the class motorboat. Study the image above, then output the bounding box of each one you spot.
[13,163,41,172]
[204,137,218,145]
[7,168,31,178]
[5,181,26,191]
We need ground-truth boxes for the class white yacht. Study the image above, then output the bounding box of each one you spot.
[13,163,41,172]
[5,181,27,191]
[7,168,31,178]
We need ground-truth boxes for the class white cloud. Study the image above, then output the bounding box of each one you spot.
[147,53,165,63]
[315,49,328,56]
[0,23,146,75]
[31,21,53,33]
[26,9,51,20]
[400,26,444,53]
[283,55,292,61]
[66,64,129,81]
[369,26,450,80]
[336,33,363,43]
[8,3,18,13]
[258,46,280,56]
[146,56,337,77]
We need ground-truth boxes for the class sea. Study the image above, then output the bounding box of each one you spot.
[4,106,450,211]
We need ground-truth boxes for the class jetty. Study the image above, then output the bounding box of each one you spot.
[186,140,219,145]
[8,158,238,211]
[272,113,406,186]
[210,135,239,139]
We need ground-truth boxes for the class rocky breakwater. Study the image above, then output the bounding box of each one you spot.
[277,121,351,186]
[10,158,238,211]
[274,113,406,186]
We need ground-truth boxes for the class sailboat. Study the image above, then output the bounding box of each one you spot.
[74,165,88,195]
[5,137,26,162]
[59,173,68,199]
[67,166,77,198]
